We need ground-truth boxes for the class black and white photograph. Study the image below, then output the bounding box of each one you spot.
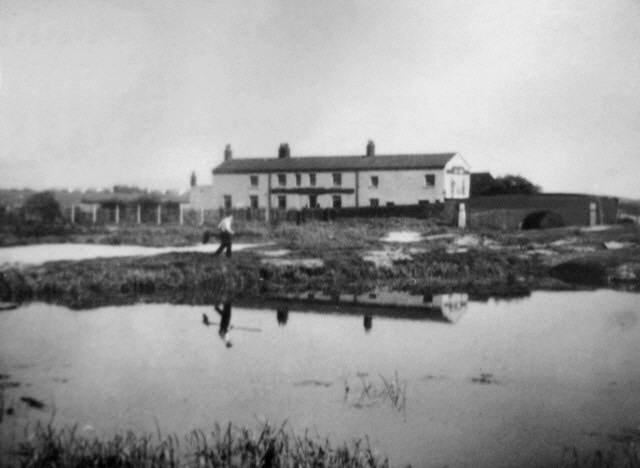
[1,1,639,466]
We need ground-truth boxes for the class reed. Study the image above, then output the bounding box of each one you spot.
[11,420,390,468]
[346,372,407,414]
[562,443,640,467]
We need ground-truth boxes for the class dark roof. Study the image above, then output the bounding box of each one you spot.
[213,153,457,174]
[81,192,189,204]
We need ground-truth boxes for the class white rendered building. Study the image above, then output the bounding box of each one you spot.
[202,141,470,211]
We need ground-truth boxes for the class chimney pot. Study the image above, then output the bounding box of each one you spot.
[224,144,232,161]
[366,140,375,157]
[278,143,291,159]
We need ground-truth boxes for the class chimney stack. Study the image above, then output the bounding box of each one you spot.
[190,171,197,187]
[224,144,232,161]
[278,143,291,159]
[366,140,375,157]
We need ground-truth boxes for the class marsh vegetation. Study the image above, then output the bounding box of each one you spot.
[2,220,638,309]
[11,421,390,468]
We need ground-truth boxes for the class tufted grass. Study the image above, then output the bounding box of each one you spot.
[9,420,389,468]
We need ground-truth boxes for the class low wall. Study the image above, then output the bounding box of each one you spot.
[270,202,456,224]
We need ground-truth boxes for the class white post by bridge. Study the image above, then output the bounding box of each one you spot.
[458,203,467,229]
[589,202,597,226]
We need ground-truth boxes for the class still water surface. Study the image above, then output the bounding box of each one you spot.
[0,242,266,265]
[1,290,639,467]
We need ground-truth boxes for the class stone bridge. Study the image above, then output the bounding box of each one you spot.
[461,194,619,230]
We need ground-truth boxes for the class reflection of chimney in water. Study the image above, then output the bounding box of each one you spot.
[277,309,289,326]
[363,314,372,333]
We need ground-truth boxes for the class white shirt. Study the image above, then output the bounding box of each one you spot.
[218,216,234,234]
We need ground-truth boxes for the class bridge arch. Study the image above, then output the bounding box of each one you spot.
[520,210,565,230]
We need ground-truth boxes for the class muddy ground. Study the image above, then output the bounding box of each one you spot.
[0,220,639,309]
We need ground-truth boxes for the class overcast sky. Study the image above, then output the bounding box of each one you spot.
[1,0,639,197]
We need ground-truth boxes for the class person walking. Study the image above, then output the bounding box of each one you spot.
[211,215,234,257]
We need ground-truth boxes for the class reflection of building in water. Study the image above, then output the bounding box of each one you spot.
[276,309,289,326]
[236,290,468,325]
[423,293,468,323]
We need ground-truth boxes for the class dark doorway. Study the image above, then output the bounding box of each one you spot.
[521,211,565,230]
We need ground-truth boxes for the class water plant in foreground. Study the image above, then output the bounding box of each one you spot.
[561,442,640,467]
[345,372,407,416]
[7,420,390,468]
[560,426,640,467]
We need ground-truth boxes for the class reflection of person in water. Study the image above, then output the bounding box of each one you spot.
[363,314,372,333]
[215,302,233,348]
[276,309,289,326]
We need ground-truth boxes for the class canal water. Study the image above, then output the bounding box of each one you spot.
[1,290,639,467]
[0,242,268,265]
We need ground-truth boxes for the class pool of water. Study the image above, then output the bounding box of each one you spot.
[1,290,639,467]
[0,242,268,265]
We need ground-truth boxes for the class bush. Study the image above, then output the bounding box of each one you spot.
[22,191,62,225]
[479,175,541,196]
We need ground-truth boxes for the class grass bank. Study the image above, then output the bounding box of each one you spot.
[0,247,550,309]
[1,220,639,308]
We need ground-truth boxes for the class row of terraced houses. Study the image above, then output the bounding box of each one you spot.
[190,141,471,212]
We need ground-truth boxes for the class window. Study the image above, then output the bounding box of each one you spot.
[425,174,435,187]
[250,175,259,187]
[250,195,259,209]
[418,199,430,206]
[278,174,287,186]
[332,173,342,186]
[277,195,287,209]
[309,173,316,186]
[309,195,318,208]
[370,198,379,207]
[223,195,232,210]
[386,202,395,206]
[370,176,379,188]
[295,173,302,186]
[332,195,342,208]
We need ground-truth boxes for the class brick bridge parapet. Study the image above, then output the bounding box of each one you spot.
[458,193,619,230]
